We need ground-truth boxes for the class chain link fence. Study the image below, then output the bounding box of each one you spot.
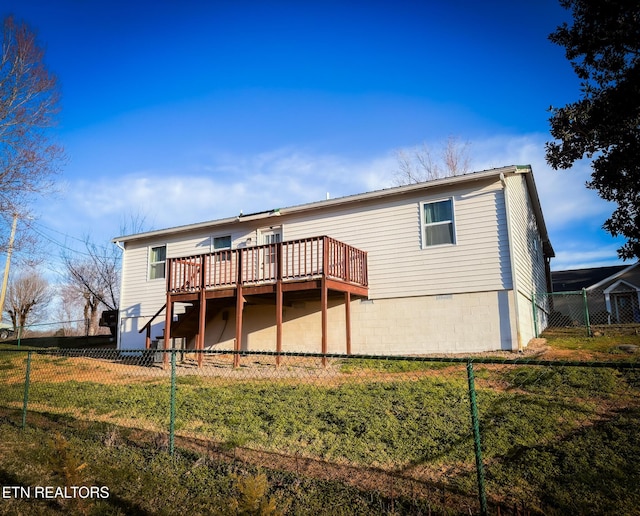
[535,289,640,337]
[1,347,638,515]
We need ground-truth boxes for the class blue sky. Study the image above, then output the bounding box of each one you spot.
[2,0,630,273]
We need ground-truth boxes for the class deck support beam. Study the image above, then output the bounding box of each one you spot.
[234,250,244,368]
[235,286,244,368]
[345,291,351,355]
[197,285,206,368]
[321,240,329,367]
[276,243,283,367]
[321,279,328,367]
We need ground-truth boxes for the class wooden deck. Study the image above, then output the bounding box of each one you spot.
[160,236,368,367]
[166,235,368,299]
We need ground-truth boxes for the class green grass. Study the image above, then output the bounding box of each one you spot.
[542,327,640,354]
[15,377,473,466]
[0,421,442,515]
[501,365,628,397]
[485,406,640,515]
[339,357,456,373]
[1,350,639,514]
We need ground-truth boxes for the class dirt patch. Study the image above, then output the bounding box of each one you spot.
[24,356,168,385]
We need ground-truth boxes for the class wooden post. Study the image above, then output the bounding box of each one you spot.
[345,291,351,355]
[234,250,244,368]
[197,291,206,368]
[145,326,151,350]
[196,257,207,367]
[276,242,283,367]
[321,237,329,367]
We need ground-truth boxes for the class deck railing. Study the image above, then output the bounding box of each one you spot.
[167,236,368,294]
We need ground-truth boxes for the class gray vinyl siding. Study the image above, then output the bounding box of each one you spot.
[119,177,512,308]
[283,178,512,298]
[506,174,547,296]
[505,173,548,342]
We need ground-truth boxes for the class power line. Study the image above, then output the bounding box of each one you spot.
[29,226,94,257]
[25,221,120,259]
[27,219,88,244]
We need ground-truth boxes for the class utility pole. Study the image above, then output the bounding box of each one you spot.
[0,213,18,321]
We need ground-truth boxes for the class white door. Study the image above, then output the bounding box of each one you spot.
[260,227,282,279]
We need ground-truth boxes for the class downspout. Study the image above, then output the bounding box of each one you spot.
[500,173,523,351]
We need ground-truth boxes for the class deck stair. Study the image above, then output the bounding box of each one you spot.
[171,301,223,338]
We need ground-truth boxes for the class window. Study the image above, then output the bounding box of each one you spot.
[149,245,166,280]
[213,235,232,261]
[213,235,231,251]
[422,199,455,247]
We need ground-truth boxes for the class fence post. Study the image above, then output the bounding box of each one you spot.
[532,292,539,338]
[169,349,176,456]
[22,351,32,429]
[466,361,488,516]
[582,288,592,337]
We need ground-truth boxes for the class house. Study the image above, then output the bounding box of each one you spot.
[112,165,554,359]
[550,262,640,325]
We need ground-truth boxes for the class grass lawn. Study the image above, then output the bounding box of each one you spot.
[541,325,640,354]
[0,335,638,514]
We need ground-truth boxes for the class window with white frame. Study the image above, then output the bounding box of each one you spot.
[421,199,455,247]
[213,235,231,251]
[213,235,232,261]
[148,245,166,280]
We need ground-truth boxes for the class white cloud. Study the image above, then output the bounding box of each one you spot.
[469,134,613,230]
[38,136,624,271]
[552,247,627,271]
[42,148,397,245]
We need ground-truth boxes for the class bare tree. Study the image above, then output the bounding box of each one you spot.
[6,270,50,330]
[63,242,120,336]
[0,16,64,239]
[61,214,148,335]
[393,136,471,185]
[54,283,86,336]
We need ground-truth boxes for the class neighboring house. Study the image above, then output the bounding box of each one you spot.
[551,262,640,325]
[112,165,553,358]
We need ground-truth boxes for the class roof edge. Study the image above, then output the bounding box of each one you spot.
[112,165,523,244]
[520,168,555,258]
[586,261,640,290]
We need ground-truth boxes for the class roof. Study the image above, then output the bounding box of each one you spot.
[551,264,633,292]
[113,164,553,256]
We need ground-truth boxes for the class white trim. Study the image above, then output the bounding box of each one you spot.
[604,280,640,324]
[419,197,456,249]
[603,279,640,295]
